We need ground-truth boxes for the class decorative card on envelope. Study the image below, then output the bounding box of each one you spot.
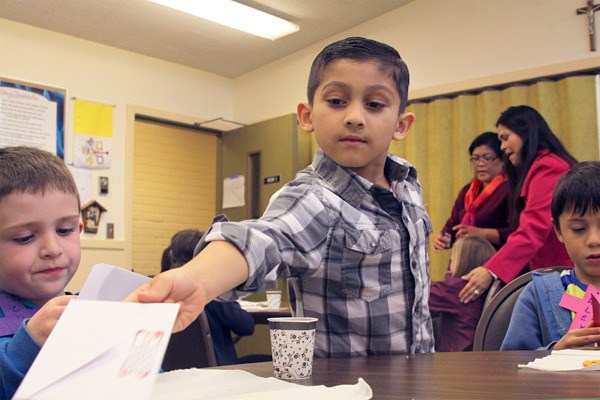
[14,300,179,400]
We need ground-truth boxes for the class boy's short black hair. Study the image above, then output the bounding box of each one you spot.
[551,161,600,228]
[0,146,80,207]
[306,36,410,113]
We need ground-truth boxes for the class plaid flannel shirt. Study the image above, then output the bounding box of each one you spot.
[206,149,434,357]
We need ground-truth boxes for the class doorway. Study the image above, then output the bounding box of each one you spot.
[132,117,217,276]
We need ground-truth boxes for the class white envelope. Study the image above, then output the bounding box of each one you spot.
[13,300,179,400]
[78,263,151,301]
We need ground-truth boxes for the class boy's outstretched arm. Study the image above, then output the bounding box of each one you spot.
[124,241,250,333]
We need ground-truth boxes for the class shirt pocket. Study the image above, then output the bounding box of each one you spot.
[340,227,393,302]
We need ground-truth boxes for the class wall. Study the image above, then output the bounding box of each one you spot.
[233,0,600,124]
[1,17,233,244]
[1,17,233,276]
[219,114,310,221]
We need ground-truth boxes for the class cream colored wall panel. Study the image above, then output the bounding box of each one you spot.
[132,119,217,276]
[67,240,127,293]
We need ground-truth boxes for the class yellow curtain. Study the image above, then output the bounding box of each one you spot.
[395,75,599,281]
[308,74,598,281]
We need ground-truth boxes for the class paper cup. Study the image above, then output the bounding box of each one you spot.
[268,317,317,379]
[266,290,282,309]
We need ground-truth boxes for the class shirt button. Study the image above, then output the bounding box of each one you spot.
[403,216,408,223]
[411,261,417,269]
[370,242,376,248]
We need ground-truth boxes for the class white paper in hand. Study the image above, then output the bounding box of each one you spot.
[13,300,179,400]
[78,263,151,301]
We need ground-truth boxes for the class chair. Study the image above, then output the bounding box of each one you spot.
[472,266,571,351]
[482,278,504,310]
[161,312,217,371]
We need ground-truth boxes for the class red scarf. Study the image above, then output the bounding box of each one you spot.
[461,174,505,226]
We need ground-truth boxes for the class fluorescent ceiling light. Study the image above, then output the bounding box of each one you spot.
[148,0,299,40]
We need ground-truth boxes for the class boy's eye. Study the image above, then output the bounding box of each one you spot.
[57,227,77,236]
[570,226,586,233]
[327,98,346,106]
[13,234,34,244]
[366,101,385,109]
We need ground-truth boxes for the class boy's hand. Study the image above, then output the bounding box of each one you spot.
[26,295,75,346]
[124,266,207,333]
[433,232,451,252]
[553,323,600,350]
[459,267,493,303]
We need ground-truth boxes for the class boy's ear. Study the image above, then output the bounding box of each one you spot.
[551,218,564,243]
[78,221,83,234]
[297,102,314,133]
[392,112,415,141]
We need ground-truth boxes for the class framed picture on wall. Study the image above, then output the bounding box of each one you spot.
[0,77,66,158]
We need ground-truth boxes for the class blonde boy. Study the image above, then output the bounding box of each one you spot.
[0,146,82,399]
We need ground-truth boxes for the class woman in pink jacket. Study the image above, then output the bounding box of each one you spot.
[459,105,577,303]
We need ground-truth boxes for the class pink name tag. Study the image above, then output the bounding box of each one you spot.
[559,285,600,330]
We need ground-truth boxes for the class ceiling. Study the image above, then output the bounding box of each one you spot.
[0,0,413,78]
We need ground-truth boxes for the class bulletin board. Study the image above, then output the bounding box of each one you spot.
[0,77,66,158]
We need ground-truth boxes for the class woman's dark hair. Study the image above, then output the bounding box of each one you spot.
[161,229,203,271]
[496,105,577,225]
[468,131,502,158]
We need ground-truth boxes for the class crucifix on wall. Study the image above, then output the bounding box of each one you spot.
[577,0,600,51]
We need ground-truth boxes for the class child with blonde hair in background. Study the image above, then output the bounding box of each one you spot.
[430,236,496,351]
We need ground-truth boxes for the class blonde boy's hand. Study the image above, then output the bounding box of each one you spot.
[26,295,75,346]
[553,323,600,350]
[124,267,207,333]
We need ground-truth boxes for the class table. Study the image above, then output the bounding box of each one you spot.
[213,351,600,399]
[243,303,292,325]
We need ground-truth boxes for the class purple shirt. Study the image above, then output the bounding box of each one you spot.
[429,275,485,352]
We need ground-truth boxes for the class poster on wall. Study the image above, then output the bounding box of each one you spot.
[222,175,245,209]
[73,98,113,169]
[0,77,65,158]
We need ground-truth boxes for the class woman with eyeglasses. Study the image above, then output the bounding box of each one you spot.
[430,131,514,351]
[433,131,513,254]
[459,105,577,304]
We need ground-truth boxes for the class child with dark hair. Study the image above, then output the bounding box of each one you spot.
[502,161,600,350]
[129,36,433,358]
[162,229,256,365]
[430,236,496,351]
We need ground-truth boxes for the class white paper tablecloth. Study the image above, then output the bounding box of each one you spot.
[151,369,372,399]
[518,349,600,371]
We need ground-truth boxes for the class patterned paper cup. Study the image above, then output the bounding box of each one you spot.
[266,290,282,309]
[268,317,318,379]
